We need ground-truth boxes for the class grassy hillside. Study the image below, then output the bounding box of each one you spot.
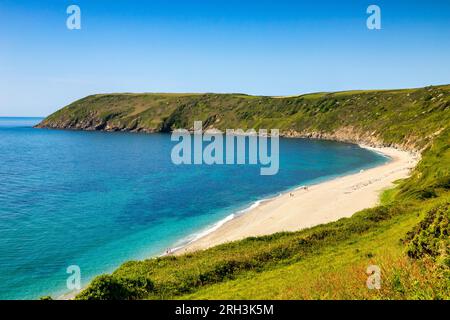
[37,85,450,300]
[38,85,450,151]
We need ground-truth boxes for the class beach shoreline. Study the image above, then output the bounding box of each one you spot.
[173,145,419,255]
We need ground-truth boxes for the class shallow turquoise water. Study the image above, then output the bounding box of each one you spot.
[0,117,387,299]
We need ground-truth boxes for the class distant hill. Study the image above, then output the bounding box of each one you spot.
[37,84,450,151]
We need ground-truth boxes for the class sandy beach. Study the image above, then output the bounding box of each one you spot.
[176,146,419,254]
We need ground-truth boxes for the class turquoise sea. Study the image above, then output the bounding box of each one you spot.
[0,117,387,299]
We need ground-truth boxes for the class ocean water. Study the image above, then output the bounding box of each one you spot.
[0,117,387,299]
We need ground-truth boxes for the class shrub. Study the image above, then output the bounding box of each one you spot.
[76,275,154,300]
[406,203,449,261]
[199,260,244,284]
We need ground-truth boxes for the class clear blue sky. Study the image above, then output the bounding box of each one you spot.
[1,0,449,116]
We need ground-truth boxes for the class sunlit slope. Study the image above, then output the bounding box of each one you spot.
[38,85,450,151]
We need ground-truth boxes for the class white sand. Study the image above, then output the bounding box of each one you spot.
[176,146,419,254]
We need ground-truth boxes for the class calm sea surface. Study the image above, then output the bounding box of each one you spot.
[0,117,387,299]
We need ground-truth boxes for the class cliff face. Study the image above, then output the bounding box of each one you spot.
[280,126,424,153]
[36,85,450,152]
[36,113,159,133]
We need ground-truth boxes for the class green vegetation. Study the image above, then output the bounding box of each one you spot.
[77,275,154,300]
[38,85,450,151]
[38,85,450,300]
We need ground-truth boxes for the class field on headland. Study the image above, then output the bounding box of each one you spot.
[37,85,450,151]
[37,85,450,300]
